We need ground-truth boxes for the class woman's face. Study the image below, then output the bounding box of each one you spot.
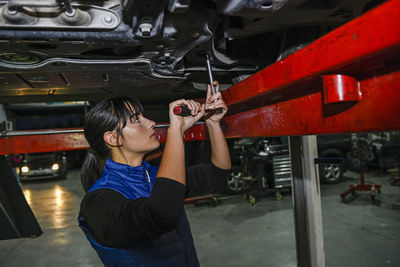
[119,113,160,157]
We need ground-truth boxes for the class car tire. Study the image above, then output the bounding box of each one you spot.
[319,163,344,184]
[318,149,345,184]
[225,166,246,194]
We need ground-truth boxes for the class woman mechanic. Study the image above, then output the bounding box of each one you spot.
[78,81,231,266]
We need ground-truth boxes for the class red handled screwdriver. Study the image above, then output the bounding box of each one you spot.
[173,54,222,117]
[173,105,192,116]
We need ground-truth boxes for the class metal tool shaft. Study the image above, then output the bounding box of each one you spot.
[206,54,216,94]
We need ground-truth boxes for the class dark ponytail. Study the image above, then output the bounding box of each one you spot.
[80,97,143,192]
[81,151,103,192]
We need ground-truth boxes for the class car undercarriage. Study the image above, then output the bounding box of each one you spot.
[0,0,383,110]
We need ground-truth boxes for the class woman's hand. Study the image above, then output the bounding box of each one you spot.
[205,81,228,124]
[169,99,205,133]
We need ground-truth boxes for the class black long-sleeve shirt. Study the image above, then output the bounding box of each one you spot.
[80,163,230,248]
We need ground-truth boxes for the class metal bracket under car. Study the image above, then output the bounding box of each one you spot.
[0,0,120,30]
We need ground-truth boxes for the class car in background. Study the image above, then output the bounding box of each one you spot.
[17,152,68,181]
[226,135,352,194]
[317,134,351,184]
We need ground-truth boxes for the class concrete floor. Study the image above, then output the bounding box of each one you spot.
[0,170,399,267]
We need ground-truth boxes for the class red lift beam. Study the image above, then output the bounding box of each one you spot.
[1,0,400,154]
[0,124,207,155]
[222,0,400,137]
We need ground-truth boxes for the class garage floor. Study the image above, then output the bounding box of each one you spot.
[0,170,399,267]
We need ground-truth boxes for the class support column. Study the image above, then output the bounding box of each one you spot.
[0,156,42,240]
[289,136,325,267]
